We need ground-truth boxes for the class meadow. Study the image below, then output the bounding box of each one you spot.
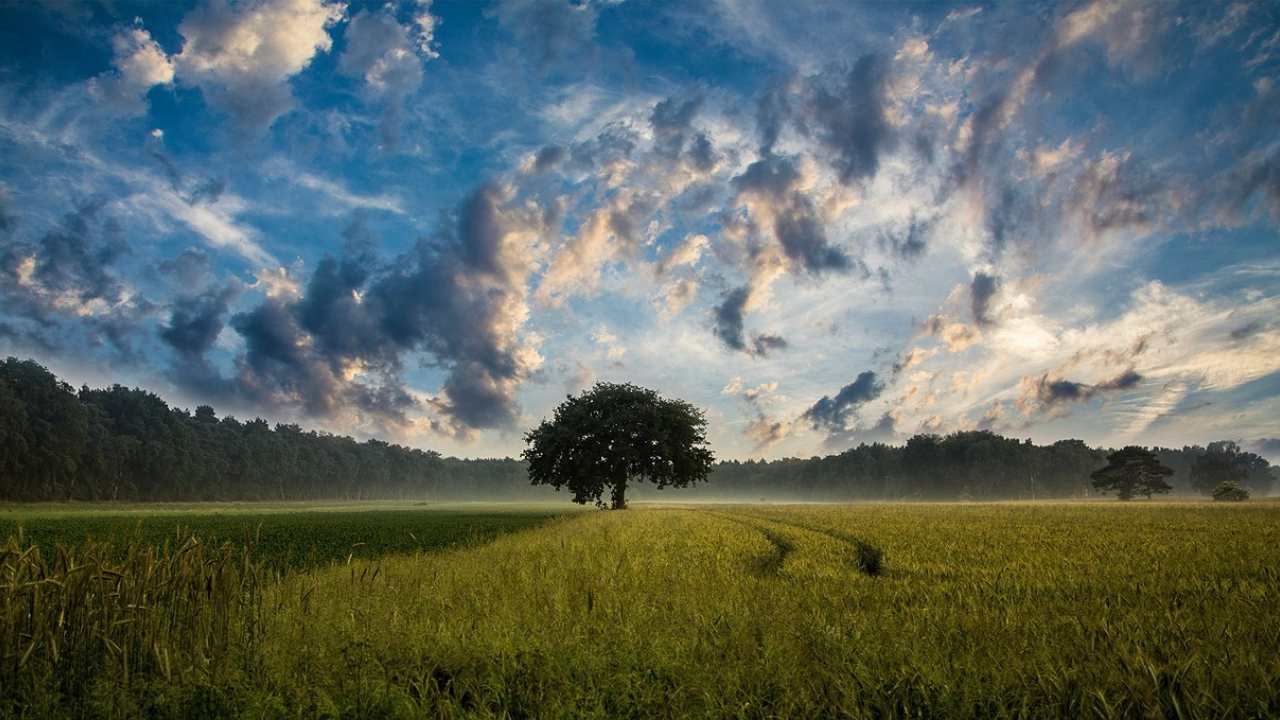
[3,501,1279,718]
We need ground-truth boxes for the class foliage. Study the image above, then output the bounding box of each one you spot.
[0,358,548,502]
[1090,446,1175,500]
[1191,441,1271,496]
[7,503,1280,718]
[523,382,715,508]
[1212,480,1250,502]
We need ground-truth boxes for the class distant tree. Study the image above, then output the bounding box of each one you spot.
[523,382,715,509]
[1190,441,1248,495]
[1212,480,1249,502]
[1090,447,1174,500]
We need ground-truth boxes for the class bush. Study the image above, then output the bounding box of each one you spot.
[1212,480,1249,502]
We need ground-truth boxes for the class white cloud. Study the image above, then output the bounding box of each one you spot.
[175,0,347,135]
[88,25,175,116]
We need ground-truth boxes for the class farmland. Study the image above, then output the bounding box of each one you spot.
[4,501,1280,718]
[0,501,569,570]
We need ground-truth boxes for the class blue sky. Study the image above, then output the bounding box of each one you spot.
[1,0,1278,460]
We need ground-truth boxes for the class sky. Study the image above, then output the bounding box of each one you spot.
[0,0,1278,461]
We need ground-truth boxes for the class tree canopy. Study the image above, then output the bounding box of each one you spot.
[1090,447,1174,500]
[522,382,715,508]
[1189,441,1271,496]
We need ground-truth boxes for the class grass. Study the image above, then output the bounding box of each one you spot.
[0,501,568,571]
[3,501,1279,717]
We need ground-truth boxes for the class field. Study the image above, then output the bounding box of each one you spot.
[0,501,569,570]
[3,502,1279,718]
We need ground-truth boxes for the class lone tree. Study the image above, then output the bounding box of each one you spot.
[523,382,715,509]
[1090,446,1173,500]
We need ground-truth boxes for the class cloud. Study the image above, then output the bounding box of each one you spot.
[656,233,708,275]
[89,25,175,116]
[175,0,346,136]
[536,190,651,306]
[338,4,438,147]
[650,94,704,160]
[1251,437,1280,462]
[172,183,550,433]
[1016,368,1143,417]
[161,283,240,357]
[490,0,601,68]
[712,285,786,357]
[0,202,131,322]
[0,202,147,358]
[800,54,894,184]
[732,154,851,275]
[970,271,999,327]
[802,370,883,437]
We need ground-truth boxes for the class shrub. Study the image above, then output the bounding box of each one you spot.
[1212,480,1249,502]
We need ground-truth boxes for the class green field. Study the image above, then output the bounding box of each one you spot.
[0,501,569,571]
[4,502,1279,718]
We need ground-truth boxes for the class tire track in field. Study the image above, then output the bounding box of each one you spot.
[706,509,884,577]
[698,510,795,576]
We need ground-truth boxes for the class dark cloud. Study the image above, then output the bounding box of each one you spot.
[1096,369,1143,391]
[755,81,791,154]
[712,285,787,357]
[970,272,999,327]
[752,334,788,356]
[568,122,638,172]
[0,203,146,360]
[532,144,567,173]
[858,411,897,443]
[1,202,129,308]
[752,57,894,185]
[713,286,749,352]
[687,132,716,172]
[802,371,883,435]
[1251,438,1280,461]
[166,183,546,432]
[803,54,893,184]
[1021,368,1143,414]
[230,298,344,416]
[650,94,703,159]
[161,284,239,357]
[734,154,851,274]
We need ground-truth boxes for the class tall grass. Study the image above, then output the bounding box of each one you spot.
[0,530,267,716]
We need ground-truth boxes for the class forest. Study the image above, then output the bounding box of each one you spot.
[1,357,1274,502]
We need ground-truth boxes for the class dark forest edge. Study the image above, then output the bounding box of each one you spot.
[1,358,1276,502]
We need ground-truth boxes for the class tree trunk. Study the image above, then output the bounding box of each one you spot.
[611,482,627,510]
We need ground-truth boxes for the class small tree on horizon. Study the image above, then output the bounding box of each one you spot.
[1090,446,1174,500]
[522,382,715,509]
[1212,480,1250,502]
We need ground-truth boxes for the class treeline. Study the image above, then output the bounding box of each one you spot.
[1,358,1275,502]
[698,435,1277,501]
[0,358,544,501]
